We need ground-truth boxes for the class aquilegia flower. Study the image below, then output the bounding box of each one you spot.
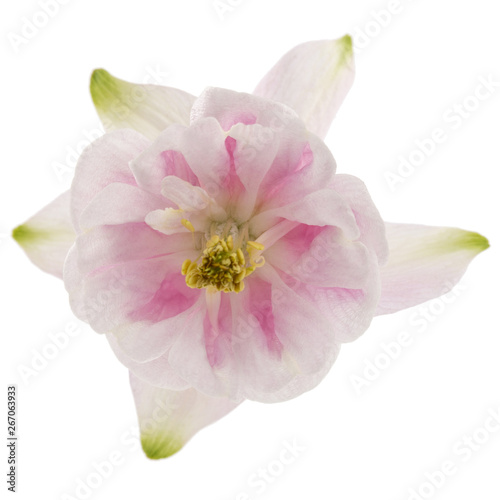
[14,35,488,459]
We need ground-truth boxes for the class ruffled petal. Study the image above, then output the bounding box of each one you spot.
[261,266,339,372]
[90,69,195,140]
[253,36,355,139]
[66,249,198,333]
[79,183,165,231]
[74,223,192,274]
[250,188,359,238]
[332,174,388,264]
[224,124,280,220]
[13,191,75,279]
[266,225,372,289]
[107,333,190,391]
[71,129,150,232]
[256,133,336,211]
[376,223,489,315]
[191,87,299,131]
[129,372,242,459]
[130,124,199,195]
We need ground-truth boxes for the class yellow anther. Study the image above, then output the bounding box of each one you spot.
[245,266,255,277]
[233,270,246,284]
[237,248,245,266]
[187,276,199,288]
[181,219,195,233]
[207,235,220,247]
[247,241,265,251]
[181,259,191,276]
[182,232,265,294]
[187,261,198,274]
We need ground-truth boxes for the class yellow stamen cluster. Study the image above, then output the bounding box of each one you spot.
[181,234,264,293]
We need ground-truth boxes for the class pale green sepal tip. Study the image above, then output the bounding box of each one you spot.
[12,225,45,246]
[338,34,353,55]
[90,68,126,111]
[459,231,490,252]
[141,433,185,460]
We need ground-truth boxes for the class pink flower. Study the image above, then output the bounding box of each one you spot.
[13,35,488,459]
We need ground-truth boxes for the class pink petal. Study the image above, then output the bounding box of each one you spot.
[256,133,336,211]
[74,223,192,275]
[332,174,389,265]
[71,129,150,232]
[191,87,299,131]
[130,124,200,195]
[266,225,372,289]
[273,252,381,344]
[167,298,238,398]
[67,253,197,333]
[258,266,340,377]
[224,123,281,220]
[79,182,165,230]
[178,118,230,202]
[250,188,359,238]
[107,334,190,391]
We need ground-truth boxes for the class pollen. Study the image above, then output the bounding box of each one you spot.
[181,235,265,293]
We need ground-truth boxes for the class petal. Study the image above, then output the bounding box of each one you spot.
[110,304,200,364]
[253,35,355,139]
[79,183,165,230]
[258,266,340,380]
[191,87,300,131]
[178,118,230,201]
[256,133,336,211]
[250,188,359,238]
[274,251,381,344]
[332,174,389,265]
[160,176,226,221]
[107,333,190,390]
[129,372,242,459]
[168,299,237,398]
[376,223,489,315]
[225,123,281,220]
[71,129,150,233]
[267,225,372,289]
[13,191,75,279]
[130,124,199,195]
[132,117,230,205]
[227,280,296,401]
[90,69,196,140]
[74,222,192,275]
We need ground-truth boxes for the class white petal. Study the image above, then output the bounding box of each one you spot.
[254,36,355,139]
[13,191,75,279]
[130,372,242,459]
[71,129,150,233]
[90,69,196,140]
[250,188,359,239]
[160,176,225,218]
[376,223,489,315]
[79,183,165,230]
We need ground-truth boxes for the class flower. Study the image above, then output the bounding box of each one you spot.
[13,35,489,459]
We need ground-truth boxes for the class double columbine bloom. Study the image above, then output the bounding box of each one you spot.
[14,35,488,459]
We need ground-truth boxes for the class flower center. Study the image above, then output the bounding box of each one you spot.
[181,232,265,294]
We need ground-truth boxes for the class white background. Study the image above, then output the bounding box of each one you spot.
[1,0,499,499]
